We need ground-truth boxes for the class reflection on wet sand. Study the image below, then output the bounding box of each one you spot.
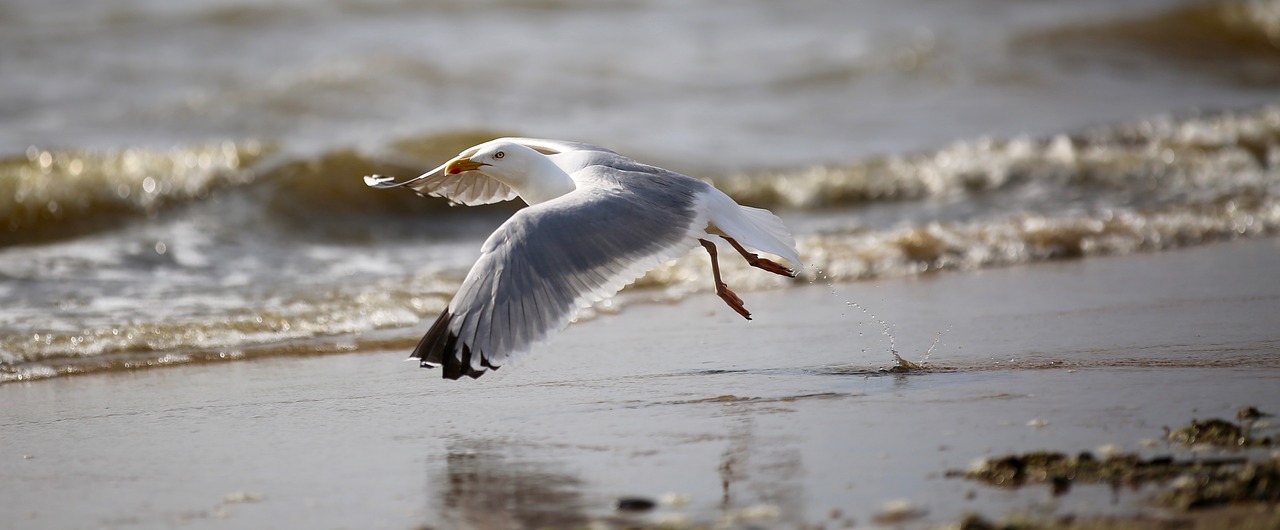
[422,405,811,529]
[717,414,805,526]
[428,439,589,530]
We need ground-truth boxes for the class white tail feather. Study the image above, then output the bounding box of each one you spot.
[705,192,802,267]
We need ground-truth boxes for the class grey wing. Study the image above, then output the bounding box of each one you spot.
[411,177,707,379]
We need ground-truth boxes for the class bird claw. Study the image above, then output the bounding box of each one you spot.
[753,257,797,278]
[716,283,752,320]
[718,236,797,278]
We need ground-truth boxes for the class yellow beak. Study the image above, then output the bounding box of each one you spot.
[445,157,488,175]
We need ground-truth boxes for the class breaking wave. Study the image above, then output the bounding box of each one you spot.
[2,105,1278,382]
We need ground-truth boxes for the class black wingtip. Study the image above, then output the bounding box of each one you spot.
[412,309,488,380]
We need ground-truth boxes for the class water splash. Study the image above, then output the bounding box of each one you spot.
[923,327,951,364]
[808,265,902,366]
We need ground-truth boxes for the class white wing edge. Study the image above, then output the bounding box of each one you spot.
[495,137,617,156]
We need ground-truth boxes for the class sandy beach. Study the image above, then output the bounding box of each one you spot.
[4,237,1278,529]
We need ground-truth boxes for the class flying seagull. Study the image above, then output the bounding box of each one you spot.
[364,138,801,379]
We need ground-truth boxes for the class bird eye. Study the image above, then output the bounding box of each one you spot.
[494,151,505,159]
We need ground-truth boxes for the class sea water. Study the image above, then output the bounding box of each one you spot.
[2,0,1279,381]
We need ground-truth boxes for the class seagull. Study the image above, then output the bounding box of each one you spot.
[364,138,801,379]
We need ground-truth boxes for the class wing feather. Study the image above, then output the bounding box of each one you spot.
[412,167,710,379]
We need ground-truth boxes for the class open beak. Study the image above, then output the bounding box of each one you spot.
[445,157,488,175]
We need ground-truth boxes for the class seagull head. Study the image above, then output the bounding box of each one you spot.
[445,141,532,176]
[444,140,577,205]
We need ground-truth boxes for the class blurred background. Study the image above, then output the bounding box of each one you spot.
[2,0,1278,381]
[4,0,1279,166]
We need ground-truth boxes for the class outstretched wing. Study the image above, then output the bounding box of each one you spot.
[362,137,616,206]
[412,165,711,379]
[363,158,518,206]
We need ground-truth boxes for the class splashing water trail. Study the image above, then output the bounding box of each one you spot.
[847,300,898,360]
[809,265,902,365]
[806,265,956,371]
[923,327,951,365]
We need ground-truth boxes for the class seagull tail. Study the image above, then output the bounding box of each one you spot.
[412,310,487,380]
[707,194,802,267]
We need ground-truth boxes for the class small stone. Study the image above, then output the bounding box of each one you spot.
[616,497,656,511]
[957,513,998,530]
[1050,475,1072,496]
[1237,406,1270,422]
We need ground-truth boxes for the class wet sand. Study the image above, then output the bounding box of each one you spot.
[3,238,1279,529]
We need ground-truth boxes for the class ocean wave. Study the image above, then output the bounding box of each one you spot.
[0,141,270,245]
[0,131,519,246]
[1013,0,1280,87]
[0,273,453,382]
[6,106,1276,246]
[716,105,1280,282]
[3,105,1279,383]
[799,199,1278,282]
[258,131,523,232]
[4,191,1275,383]
[717,104,1280,209]
[366,104,1280,290]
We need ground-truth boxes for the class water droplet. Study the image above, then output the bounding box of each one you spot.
[154,241,167,255]
[818,267,897,360]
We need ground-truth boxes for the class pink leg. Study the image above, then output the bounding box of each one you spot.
[720,236,796,278]
[699,239,751,320]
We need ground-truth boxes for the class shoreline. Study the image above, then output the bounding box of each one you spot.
[3,238,1278,529]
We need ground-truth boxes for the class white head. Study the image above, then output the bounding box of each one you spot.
[444,140,576,205]
[445,141,532,177]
